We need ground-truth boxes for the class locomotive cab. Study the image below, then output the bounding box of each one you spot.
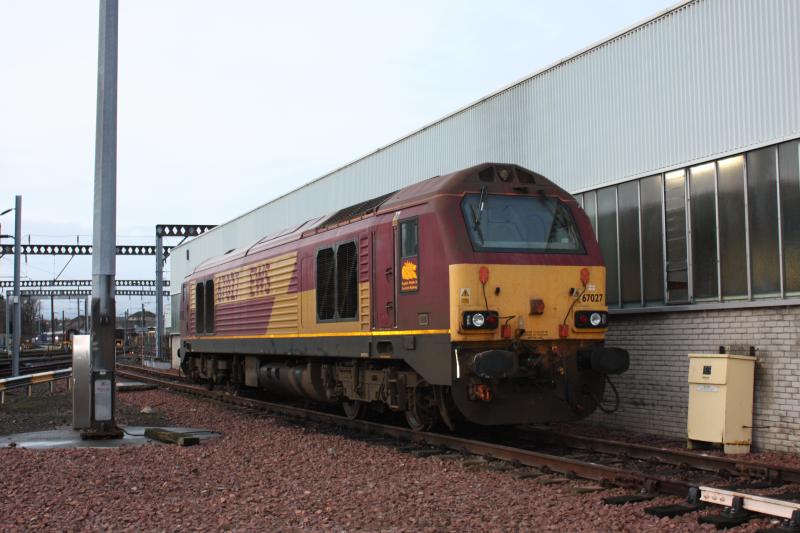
[440,165,629,425]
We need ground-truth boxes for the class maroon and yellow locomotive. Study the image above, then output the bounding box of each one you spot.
[179,164,628,430]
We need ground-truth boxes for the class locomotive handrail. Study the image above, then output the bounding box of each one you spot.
[0,368,72,404]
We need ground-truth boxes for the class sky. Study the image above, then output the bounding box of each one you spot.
[0,0,676,319]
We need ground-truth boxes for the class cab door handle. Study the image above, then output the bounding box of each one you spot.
[385,267,393,279]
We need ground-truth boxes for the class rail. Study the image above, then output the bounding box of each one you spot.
[0,368,72,404]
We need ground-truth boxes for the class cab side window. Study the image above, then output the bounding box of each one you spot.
[400,219,419,292]
[401,219,418,258]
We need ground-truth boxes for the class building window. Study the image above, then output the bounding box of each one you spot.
[574,193,584,208]
[316,248,336,320]
[689,162,719,300]
[747,146,781,296]
[717,155,748,298]
[336,242,358,319]
[575,138,800,310]
[617,181,641,306]
[779,140,800,295]
[195,282,204,334]
[640,175,664,304]
[597,187,619,307]
[664,170,689,302]
[204,280,215,333]
[583,190,598,236]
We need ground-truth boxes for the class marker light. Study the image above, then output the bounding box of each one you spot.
[589,312,602,327]
[479,266,490,285]
[471,313,486,328]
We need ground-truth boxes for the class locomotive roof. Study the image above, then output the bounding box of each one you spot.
[190,163,571,276]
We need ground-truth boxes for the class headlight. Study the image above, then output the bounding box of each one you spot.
[574,311,607,329]
[463,311,499,330]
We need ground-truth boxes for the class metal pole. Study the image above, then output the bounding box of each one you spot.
[155,232,163,359]
[84,0,121,439]
[50,294,55,347]
[141,303,145,356]
[123,309,128,353]
[4,299,9,354]
[12,195,21,377]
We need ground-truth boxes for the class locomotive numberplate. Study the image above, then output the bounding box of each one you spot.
[581,293,604,303]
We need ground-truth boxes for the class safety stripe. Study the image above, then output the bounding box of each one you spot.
[185,329,450,341]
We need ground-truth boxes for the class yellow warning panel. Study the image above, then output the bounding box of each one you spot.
[459,287,471,304]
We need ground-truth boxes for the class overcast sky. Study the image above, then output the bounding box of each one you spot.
[0,0,675,319]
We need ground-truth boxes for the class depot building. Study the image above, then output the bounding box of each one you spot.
[170,0,800,451]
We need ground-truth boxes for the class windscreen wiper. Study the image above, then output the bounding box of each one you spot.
[470,186,488,243]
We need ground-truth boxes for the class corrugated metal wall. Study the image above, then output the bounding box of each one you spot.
[170,0,800,327]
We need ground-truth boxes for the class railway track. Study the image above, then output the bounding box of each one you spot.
[0,353,72,378]
[115,363,800,503]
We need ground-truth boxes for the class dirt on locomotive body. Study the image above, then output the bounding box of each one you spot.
[179,163,629,430]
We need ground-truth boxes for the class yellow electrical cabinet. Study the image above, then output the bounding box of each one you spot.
[687,353,756,454]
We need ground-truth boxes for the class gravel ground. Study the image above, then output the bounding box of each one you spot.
[0,389,791,532]
[0,384,172,436]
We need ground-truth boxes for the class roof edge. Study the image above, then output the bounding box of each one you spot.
[172,0,697,252]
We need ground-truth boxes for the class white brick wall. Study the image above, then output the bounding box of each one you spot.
[588,306,800,452]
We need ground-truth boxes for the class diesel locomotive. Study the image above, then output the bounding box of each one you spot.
[178,163,629,430]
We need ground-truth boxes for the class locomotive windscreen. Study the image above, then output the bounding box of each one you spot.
[461,194,584,253]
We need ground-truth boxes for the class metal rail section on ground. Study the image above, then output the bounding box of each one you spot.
[0,368,72,404]
[526,428,800,485]
[699,486,800,522]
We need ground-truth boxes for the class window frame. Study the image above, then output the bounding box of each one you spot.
[399,217,420,294]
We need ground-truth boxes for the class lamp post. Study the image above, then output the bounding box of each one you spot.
[0,196,21,376]
[81,0,122,439]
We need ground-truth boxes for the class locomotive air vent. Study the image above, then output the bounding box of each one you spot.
[320,190,396,229]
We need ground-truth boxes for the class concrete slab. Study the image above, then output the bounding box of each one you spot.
[116,380,156,392]
[0,426,218,449]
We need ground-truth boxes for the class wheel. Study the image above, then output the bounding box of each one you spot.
[404,407,434,432]
[342,399,367,420]
[405,383,437,432]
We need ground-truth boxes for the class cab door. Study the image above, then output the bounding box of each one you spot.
[372,221,396,329]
